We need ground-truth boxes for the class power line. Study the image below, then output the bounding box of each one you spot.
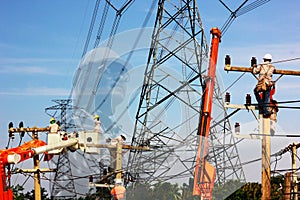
[219,0,271,35]
[82,0,101,58]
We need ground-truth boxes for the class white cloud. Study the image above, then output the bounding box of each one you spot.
[0,66,62,75]
[0,57,76,75]
[0,87,70,96]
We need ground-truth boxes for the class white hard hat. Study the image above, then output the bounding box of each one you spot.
[263,53,272,60]
[120,134,126,140]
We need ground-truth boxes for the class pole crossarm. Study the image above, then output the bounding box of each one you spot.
[224,65,300,76]
[89,183,114,188]
[14,168,56,173]
[225,103,258,110]
[9,127,50,134]
[82,143,150,151]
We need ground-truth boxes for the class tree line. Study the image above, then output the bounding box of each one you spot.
[12,176,285,199]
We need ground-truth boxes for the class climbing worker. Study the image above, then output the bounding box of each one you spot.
[109,134,126,172]
[94,114,101,133]
[252,53,275,117]
[49,117,60,133]
[110,134,126,145]
[111,179,126,200]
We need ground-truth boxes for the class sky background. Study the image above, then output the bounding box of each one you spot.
[0,0,300,195]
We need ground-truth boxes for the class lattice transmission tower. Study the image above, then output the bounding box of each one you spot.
[126,0,245,198]
[45,99,77,200]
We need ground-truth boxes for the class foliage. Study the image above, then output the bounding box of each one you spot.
[12,175,286,199]
[77,187,112,200]
[212,180,240,199]
[12,184,50,200]
[226,175,284,200]
[126,178,197,200]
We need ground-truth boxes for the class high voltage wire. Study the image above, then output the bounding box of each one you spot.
[82,0,101,58]
[220,0,271,35]
[271,57,300,65]
[54,0,298,196]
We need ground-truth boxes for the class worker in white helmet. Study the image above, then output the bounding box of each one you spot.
[252,53,275,117]
[111,179,126,200]
[49,117,60,133]
[109,134,127,172]
[93,114,102,133]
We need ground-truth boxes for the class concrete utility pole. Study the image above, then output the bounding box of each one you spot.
[224,57,300,200]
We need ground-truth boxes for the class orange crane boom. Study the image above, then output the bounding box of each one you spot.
[0,140,46,200]
[0,133,78,200]
[193,27,221,199]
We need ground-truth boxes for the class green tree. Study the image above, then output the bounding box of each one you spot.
[181,178,198,200]
[126,182,153,200]
[12,185,50,200]
[12,184,26,200]
[225,175,284,200]
[151,181,181,200]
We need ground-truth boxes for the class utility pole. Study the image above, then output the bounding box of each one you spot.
[291,143,298,200]
[274,142,300,199]
[285,172,292,200]
[261,117,271,200]
[86,143,150,187]
[11,127,56,200]
[33,154,41,200]
[224,56,300,200]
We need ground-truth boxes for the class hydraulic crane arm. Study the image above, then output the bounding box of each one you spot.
[193,27,221,199]
[0,134,78,200]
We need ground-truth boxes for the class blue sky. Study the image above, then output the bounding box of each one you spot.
[0,0,300,190]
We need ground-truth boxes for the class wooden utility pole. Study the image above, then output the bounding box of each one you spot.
[115,143,123,181]
[84,143,150,186]
[261,117,271,200]
[224,105,271,199]
[33,155,41,200]
[285,172,291,200]
[291,143,298,200]
[224,57,300,200]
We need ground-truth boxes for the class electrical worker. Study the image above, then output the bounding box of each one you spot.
[109,134,126,172]
[252,53,275,117]
[110,179,126,200]
[49,117,60,133]
[94,114,101,133]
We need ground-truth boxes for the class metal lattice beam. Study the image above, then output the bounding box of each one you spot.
[126,0,245,199]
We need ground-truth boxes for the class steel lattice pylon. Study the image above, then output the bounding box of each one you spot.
[51,153,77,200]
[45,99,77,200]
[126,0,245,198]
